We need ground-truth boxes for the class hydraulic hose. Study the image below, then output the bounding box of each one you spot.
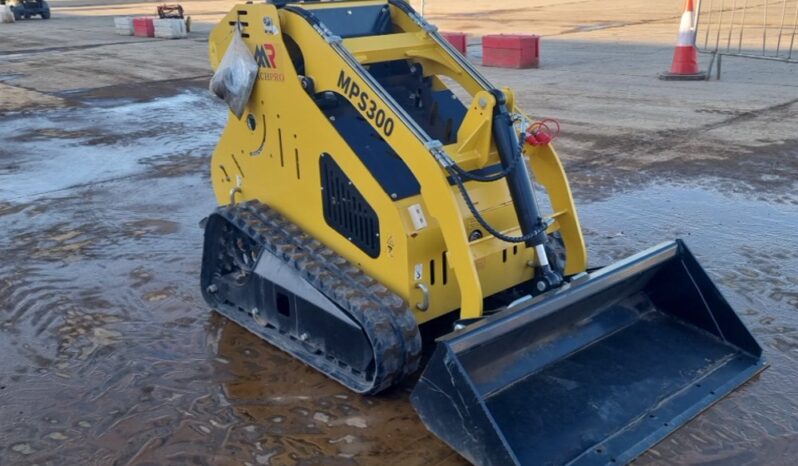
[447,148,521,182]
[489,89,548,246]
[447,165,551,244]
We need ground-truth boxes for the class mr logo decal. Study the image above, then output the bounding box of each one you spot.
[254,43,284,82]
[254,43,277,68]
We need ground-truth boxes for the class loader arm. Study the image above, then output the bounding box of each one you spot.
[280,5,486,317]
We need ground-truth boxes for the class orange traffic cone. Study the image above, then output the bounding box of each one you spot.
[659,0,706,80]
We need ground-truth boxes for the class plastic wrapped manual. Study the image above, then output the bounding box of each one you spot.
[209,30,258,119]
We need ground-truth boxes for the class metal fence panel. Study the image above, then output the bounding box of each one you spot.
[696,0,798,77]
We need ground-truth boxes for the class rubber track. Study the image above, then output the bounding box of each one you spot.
[208,201,422,394]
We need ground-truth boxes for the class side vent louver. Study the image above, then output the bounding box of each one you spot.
[320,154,380,258]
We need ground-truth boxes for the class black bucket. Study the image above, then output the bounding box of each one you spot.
[411,240,764,466]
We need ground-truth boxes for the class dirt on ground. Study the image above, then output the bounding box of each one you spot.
[1,1,797,465]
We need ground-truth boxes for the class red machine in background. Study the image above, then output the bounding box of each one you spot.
[157,4,183,19]
[156,4,189,32]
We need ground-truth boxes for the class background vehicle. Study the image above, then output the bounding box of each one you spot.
[1,0,50,20]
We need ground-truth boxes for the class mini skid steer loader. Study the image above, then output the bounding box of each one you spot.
[201,1,765,464]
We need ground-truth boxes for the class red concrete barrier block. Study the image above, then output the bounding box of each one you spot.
[482,34,540,69]
[441,32,467,55]
[133,17,155,38]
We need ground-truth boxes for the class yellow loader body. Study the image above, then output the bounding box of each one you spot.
[200,2,764,465]
[208,1,586,324]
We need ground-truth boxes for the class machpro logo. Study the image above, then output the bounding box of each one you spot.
[254,44,277,69]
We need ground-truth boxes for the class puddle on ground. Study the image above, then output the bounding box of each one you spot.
[0,90,224,202]
[0,91,796,465]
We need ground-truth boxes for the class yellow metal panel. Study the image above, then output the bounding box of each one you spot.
[453,90,499,169]
[208,4,411,309]
[527,144,588,275]
[282,6,485,319]
[207,1,587,326]
[343,32,435,64]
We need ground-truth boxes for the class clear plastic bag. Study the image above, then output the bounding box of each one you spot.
[209,29,258,119]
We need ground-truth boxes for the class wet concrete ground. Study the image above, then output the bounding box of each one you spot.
[0,89,471,465]
[1,88,796,465]
[2,2,798,466]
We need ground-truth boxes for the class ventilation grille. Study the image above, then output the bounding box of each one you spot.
[320,154,380,258]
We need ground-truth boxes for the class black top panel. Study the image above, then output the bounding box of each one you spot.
[319,91,421,201]
[369,61,467,145]
[308,4,392,39]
